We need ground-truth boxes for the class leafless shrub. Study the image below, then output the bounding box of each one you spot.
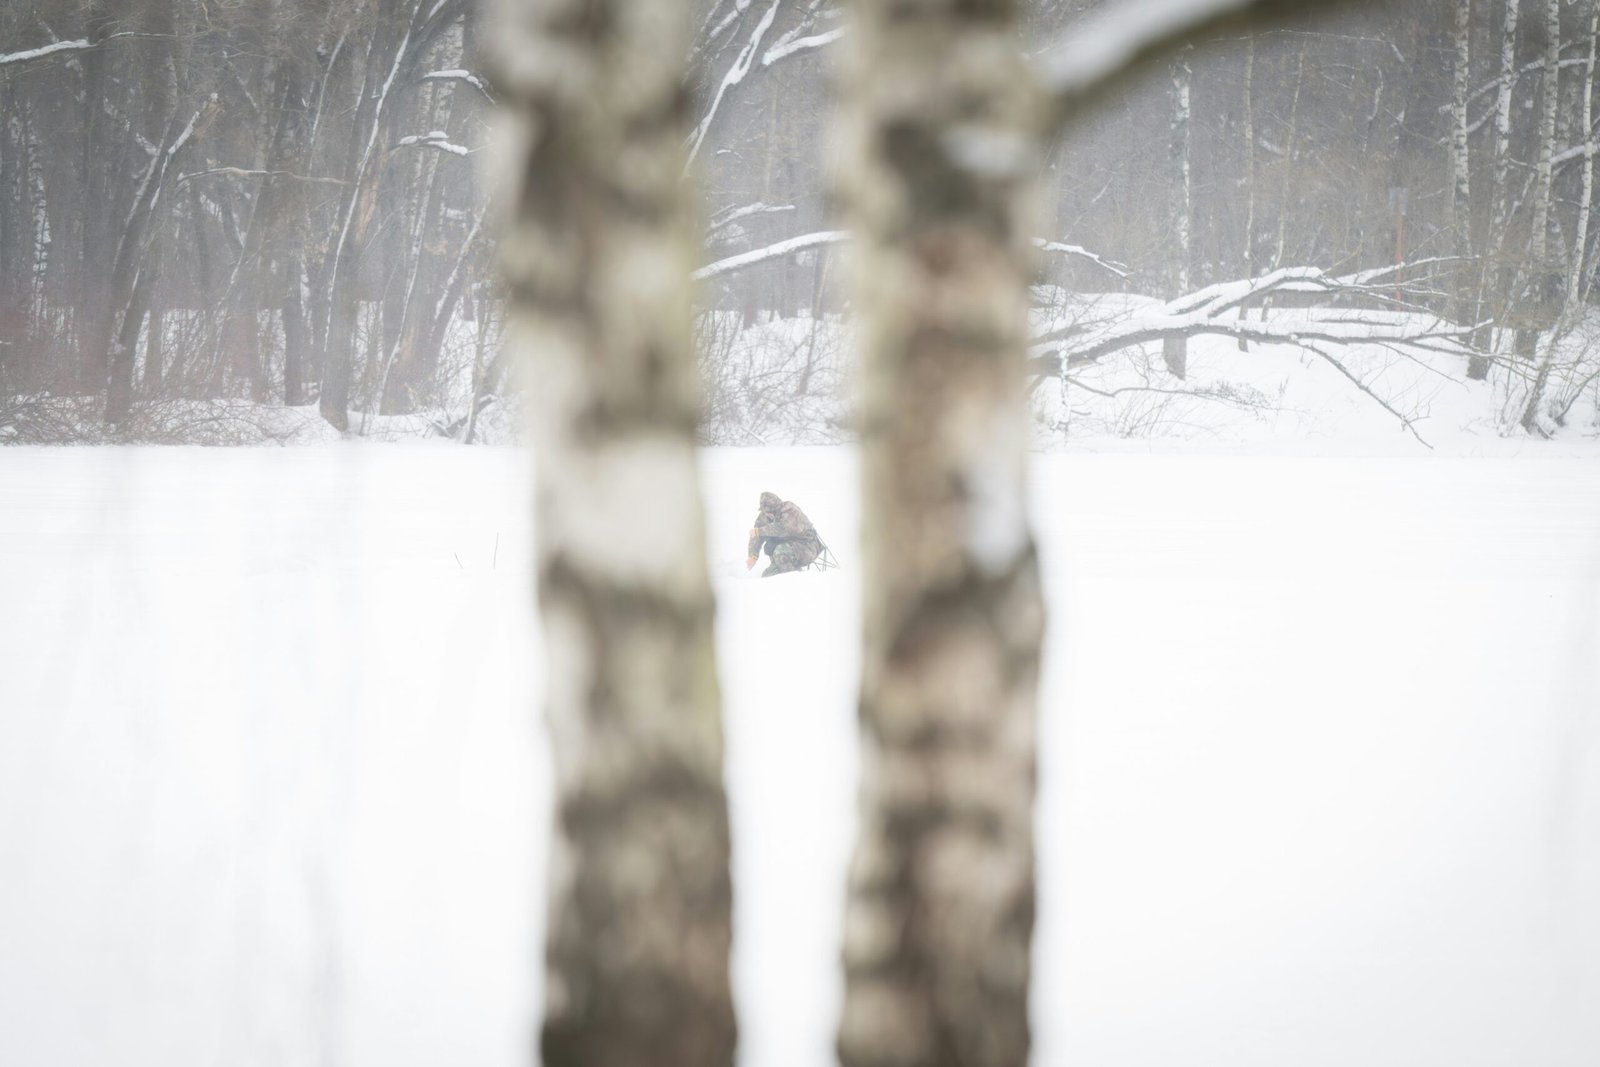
[696,311,852,445]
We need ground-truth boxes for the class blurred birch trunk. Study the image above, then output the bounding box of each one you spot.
[490,3,737,1067]
[834,3,1046,1067]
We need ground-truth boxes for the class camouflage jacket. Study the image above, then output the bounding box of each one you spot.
[747,494,821,559]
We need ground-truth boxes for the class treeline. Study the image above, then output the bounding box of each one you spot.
[1040,0,1599,381]
[1,0,1596,438]
[0,0,494,434]
[694,0,1600,431]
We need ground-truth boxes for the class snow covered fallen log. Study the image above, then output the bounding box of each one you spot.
[694,231,1129,281]
[1031,264,1482,372]
[1027,265,1499,448]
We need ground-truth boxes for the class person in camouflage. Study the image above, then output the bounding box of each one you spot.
[745,491,823,577]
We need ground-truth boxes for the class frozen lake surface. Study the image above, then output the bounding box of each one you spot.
[1,444,1597,1067]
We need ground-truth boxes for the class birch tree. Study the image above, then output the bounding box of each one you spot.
[1529,0,1561,271]
[1239,33,1257,352]
[1450,0,1474,257]
[834,4,1384,1065]
[1492,0,1521,237]
[1525,0,1599,430]
[1486,0,1522,322]
[1565,1,1598,318]
[834,3,1046,1067]
[489,3,736,1067]
[1516,0,1561,358]
[1450,0,1491,375]
[1166,47,1194,378]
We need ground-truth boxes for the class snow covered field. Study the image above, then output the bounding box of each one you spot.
[2,444,1598,1067]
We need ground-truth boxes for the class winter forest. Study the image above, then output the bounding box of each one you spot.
[3,3,1599,1067]
[2,0,1600,444]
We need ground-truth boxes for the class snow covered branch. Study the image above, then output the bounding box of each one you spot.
[0,31,164,68]
[686,0,783,168]
[708,201,796,236]
[693,230,848,281]
[1034,239,1129,279]
[1040,0,1362,128]
[178,167,348,186]
[0,39,92,67]
[762,26,844,67]
[418,69,495,101]
[1042,0,1262,100]
[696,230,1129,282]
[395,131,472,157]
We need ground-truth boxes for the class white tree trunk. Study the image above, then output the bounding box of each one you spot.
[1166,48,1193,377]
[1515,0,1562,359]
[1242,38,1257,278]
[1272,42,1307,273]
[1239,35,1256,352]
[1172,50,1193,296]
[1492,0,1521,240]
[834,3,1046,1067]
[1453,0,1493,377]
[1481,0,1523,355]
[490,2,737,1066]
[1451,0,1474,256]
[1567,3,1598,317]
[1530,0,1561,267]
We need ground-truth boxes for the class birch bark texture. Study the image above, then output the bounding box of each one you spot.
[1165,48,1194,378]
[1566,2,1598,318]
[1451,0,1492,376]
[1477,0,1522,356]
[833,3,1047,1067]
[489,4,736,1067]
[1491,0,1521,244]
[1529,0,1561,269]
[1450,0,1474,262]
[1516,0,1561,358]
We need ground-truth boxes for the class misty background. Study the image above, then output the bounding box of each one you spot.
[0,0,1597,447]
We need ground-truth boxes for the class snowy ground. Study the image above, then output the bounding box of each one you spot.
[2,445,1598,1067]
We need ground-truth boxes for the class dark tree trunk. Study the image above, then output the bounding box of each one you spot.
[106,252,157,426]
[1162,335,1189,380]
[102,99,217,425]
[76,1,116,395]
[0,75,24,385]
[320,0,406,432]
[283,265,309,406]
